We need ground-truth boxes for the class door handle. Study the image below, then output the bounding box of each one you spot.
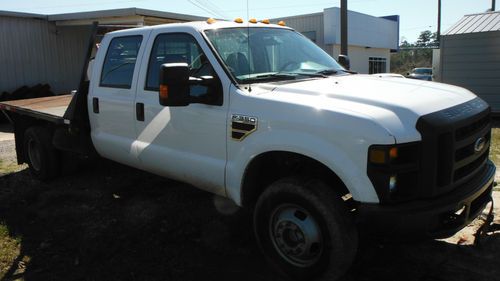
[136,102,144,121]
[92,97,99,113]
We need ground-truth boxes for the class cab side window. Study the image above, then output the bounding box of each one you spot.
[145,33,213,92]
[100,36,142,88]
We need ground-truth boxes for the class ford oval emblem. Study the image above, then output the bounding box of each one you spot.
[474,137,486,153]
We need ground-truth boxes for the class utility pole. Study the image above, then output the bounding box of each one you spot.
[493,0,496,11]
[340,0,348,56]
[437,0,441,47]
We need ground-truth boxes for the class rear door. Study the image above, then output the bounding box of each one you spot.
[88,30,150,167]
[133,27,230,195]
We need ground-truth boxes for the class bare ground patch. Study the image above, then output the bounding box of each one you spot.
[0,125,498,280]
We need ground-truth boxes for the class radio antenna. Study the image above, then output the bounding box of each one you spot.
[246,0,252,92]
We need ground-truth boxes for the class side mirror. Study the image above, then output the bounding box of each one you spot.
[159,63,190,107]
[338,55,350,70]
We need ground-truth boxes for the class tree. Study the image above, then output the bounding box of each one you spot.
[400,40,411,48]
[431,31,439,47]
[391,30,434,74]
[416,30,433,47]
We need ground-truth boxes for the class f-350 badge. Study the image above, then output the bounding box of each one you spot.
[231,114,258,141]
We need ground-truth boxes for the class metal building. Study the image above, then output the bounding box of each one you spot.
[0,8,204,95]
[273,7,400,74]
[436,11,500,112]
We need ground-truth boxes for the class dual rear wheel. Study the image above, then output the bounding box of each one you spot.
[23,127,60,181]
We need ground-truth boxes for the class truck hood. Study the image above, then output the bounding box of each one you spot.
[254,74,477,142]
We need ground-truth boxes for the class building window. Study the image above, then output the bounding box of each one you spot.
[301,31,317,43]
[368,57,387,74]
[100,36,142,89]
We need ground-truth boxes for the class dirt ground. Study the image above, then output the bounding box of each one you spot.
[0,125,499,281]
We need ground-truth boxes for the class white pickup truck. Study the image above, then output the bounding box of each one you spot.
[0,20,495,280]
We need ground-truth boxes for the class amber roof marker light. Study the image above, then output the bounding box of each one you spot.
[234,17,244,23]
[278,20,286,26]
[261,19,270,24]
[206,18,216,24]
[249,18,257,24]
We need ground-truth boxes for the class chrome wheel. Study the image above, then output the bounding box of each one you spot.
[27,138,41,171]
[269,204,323,267]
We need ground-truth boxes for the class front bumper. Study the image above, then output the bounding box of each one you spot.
[357,160,495,239]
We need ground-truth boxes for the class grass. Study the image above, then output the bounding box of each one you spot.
[489,128,500,191]
[0,224,21,279]
[490,128,500,168]
[0,159,25,177]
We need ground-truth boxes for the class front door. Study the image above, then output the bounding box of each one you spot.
[133,29,230,195]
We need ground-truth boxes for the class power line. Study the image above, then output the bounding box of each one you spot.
[188,0,227,19]
[196,0,229,19]
[219,0,379,13]
[20,0,146,10]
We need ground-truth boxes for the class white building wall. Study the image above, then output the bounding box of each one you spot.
[332,45,390,73]
[323,7,399,50]
[273,13,328,52]
[274,8,397,74]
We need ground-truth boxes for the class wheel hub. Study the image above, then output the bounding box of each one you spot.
[270,204,323,267]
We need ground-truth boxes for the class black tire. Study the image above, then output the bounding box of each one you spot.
[23,126,60,181]
[254,177,358,281]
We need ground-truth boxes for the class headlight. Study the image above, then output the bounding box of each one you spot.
[367,143,421,203]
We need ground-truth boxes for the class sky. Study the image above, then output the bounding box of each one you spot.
[1,0,495,42]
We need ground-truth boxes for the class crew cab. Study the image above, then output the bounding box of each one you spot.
[0,20,495,280]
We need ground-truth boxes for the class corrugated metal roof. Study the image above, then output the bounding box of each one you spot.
[444,11,500,35]
[0,10,46,19]
[47,8,205,22]
[0,8,205,22]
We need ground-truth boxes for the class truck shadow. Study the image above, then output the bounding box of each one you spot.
[0,161,499,281]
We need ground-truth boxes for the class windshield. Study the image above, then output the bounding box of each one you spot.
[204,27,344,83]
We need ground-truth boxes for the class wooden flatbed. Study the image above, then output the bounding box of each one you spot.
[0,95,72,125]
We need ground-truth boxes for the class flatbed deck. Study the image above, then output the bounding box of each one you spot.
[0,95,72,124]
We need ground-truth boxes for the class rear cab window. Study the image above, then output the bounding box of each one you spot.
[100,35,143,88]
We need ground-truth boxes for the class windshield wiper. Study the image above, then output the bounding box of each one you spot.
[243,72,327,83]
[316,69,338,76]
[291,72,328,78]
[339,69,358,74]
[242,73,298,82]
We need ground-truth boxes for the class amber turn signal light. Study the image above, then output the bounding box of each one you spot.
[369,149,386,164]
[160,84,169,99]
[389,147,398,159]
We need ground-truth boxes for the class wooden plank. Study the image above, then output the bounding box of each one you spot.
[0,95,71,115]
[0,95,72,124]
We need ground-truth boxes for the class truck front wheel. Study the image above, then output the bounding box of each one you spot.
[23,127,60,181]
[254,178,357,281]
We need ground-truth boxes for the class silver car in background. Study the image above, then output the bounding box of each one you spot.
[407,67,432,81]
